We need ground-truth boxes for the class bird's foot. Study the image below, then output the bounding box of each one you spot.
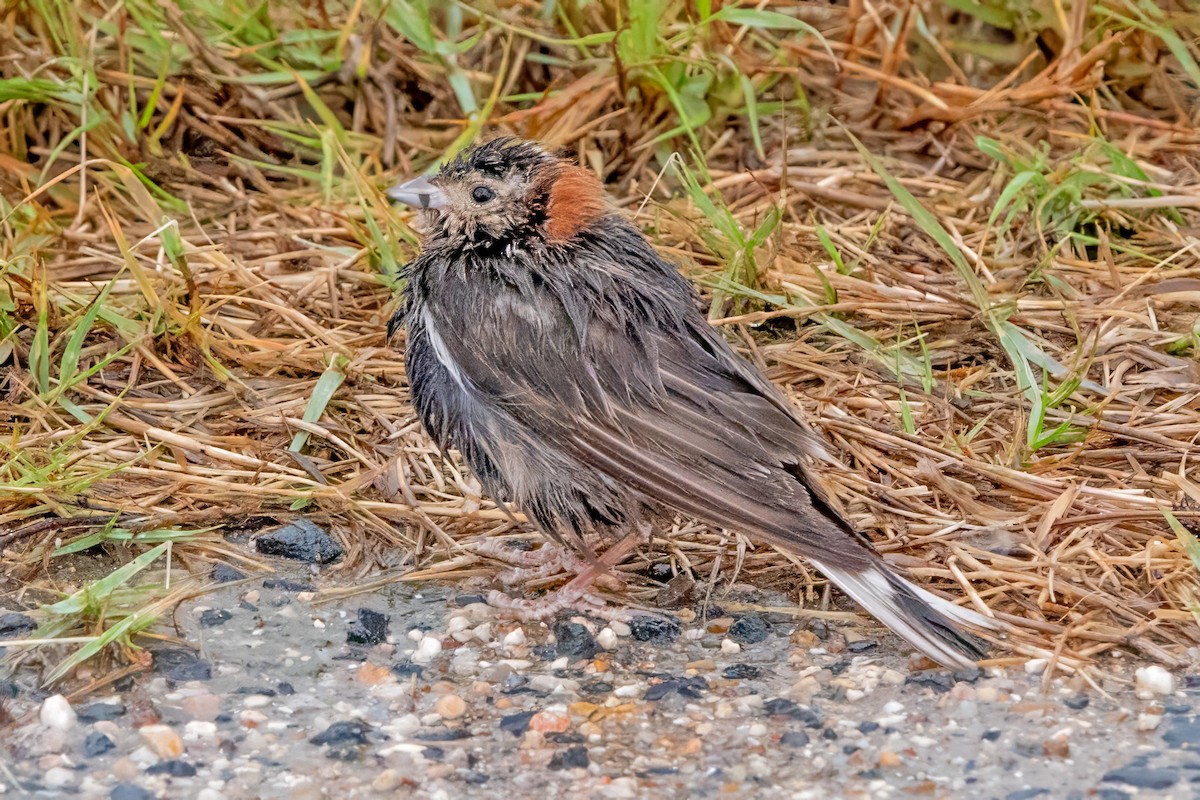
[463,539,593,587]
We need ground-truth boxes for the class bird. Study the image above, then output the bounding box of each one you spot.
[387,137,998,669]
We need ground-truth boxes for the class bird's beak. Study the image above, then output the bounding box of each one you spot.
[387,175,447,209]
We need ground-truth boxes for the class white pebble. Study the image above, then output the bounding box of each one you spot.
[613,684,642,698]
[502,628,526,647]
[242,695,271,709]
[746,723,768,737]
[184,721,217,741]
[882,701,905,715]
[1024,658,1048,675]
[720,639,741,654]
[447,616,471,634]
[40,695,76,731]
[407,628,425,642]
[1136,713,1163,731]
[412,636,443,664]
[609,620,631,637]
[845,689,866,702]
[43,768,74,789]
[388,713,421,736]
[549,656,569,670]
[1135,666,1174,698]
[596,628,619,650]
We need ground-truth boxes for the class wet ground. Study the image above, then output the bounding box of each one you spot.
[3,555,1200,800]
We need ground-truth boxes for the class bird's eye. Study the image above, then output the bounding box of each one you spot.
[471,185,495,203]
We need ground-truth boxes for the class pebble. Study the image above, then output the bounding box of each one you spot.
[412,636,443,664]
[40,695,76,731]
[729,614,769,644]
[502,628,526,647]
[347,608,389,646]
[553,620,597,659]
[373,769,402,792]
[255,518,343,563]
[435,694,467,720]
[43,767,74,789]
[111,784,156,800]
[1135,666,1174,698]
[879,751,902,768]
[1102,766,1178,789]
[720,639,741,654]
[139,724,184,758]
[83,731,115,757]
[184,720,218,741]
[1136,712,1162,732]
[596,628,619,650]
[630,616,680,643]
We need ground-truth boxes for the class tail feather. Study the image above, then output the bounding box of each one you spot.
[809,557,999,670]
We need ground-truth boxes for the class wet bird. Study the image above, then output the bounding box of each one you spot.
[388,137,996,669]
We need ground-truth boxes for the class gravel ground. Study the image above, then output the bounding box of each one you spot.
[3,551,1200,800]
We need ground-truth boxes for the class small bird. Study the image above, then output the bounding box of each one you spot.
[388,137,996,668]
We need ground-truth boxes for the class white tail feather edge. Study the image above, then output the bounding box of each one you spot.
[809,558,1000,670]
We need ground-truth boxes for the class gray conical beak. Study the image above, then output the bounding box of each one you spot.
[387,175,447,209]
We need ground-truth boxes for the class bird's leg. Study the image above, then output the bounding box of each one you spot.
[463,538,596,587]
[485,527,646,622]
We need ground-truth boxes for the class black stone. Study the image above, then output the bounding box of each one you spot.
[422,746,445,761]
[545,731,585,744]
[1063,695,1089,710]
[255,519,342,564]
[847,639,878,653]
[0,612,37,639]
[83,731,115,757]
[906,671,954,693]
[262,578,313,592]
[276,682,296,696]
[500,710,538,737]
[233,687,276,697]
[146,760,197,777]
[780,731,809,747]
[630,616,680,644]
[153,649,212,682]
[413,728,470,741]
[548,746,589,770]
[111,785,154,800]
[579,680,613,696]
[637,767,678,777]
[982,729,1002,741]
[553,620,596,659]
[1163,716,1200,750]
[463,771,490,784]
[530,644,558,660]
[858,721,880,734]
[645,677,707,701]
[392,663,424,678]
[454,594,487,607]
[1101,767,1178,790]
[722,664,761,680]
[843,744,861,755]
[729,614,769,644]
[763,698,798,716]
[199,609,232,628]
[78,702,126,722]
[347,608,389,646]
[211,564,245,583]
[822,728,838,740]
[1005,790,1049,800]
[1014,740,1042,758]
[310,720,369,746]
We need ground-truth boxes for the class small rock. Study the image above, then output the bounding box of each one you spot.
[153,649,212,682]
[0,612,37,639]
[211,564,245,582]
[199,609,231,628]
[412,636,443,664]
[553,620,596,659]
[181,693,220,721]
[255,518,343,564]
[184,721,217,741]
[780,731,809,747]
[879,751,902,768]
[83,731,116,757]
[500,710,536,737]
[596,628,619,651]
[347,608,389,646]
[529,710,570,734]
[78,702,126,723]
[146,760,197,777]
[1163,716,1200,749]
[262,578,312,592]
[44,767,74,789]
[40,695,76,731]
[630,616,680,643]
[847,639,878,653]
[1043,735,1070,759]
[372,769,402,793]
[729,614,769,644]
[111,784,155,800]
[1135,666,1174,698]
[1101,766,1178,790]
[548,745,589,769]
[720,639,741,654]
[139,725,184,759]
[1063,695,1089,710]
[502,628,526,647]
[310,720,370,746]
[723,664,760,680]
[1136,713,1162,732]
[435,694,466,720]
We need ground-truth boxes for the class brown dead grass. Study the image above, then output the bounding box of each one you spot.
[2,1,1200,682]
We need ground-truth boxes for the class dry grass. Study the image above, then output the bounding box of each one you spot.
[2,0,1200,684]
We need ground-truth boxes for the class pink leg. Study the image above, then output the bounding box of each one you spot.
[483,530,644,622]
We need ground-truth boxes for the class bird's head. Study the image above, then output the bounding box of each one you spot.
[388,137,608,249]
